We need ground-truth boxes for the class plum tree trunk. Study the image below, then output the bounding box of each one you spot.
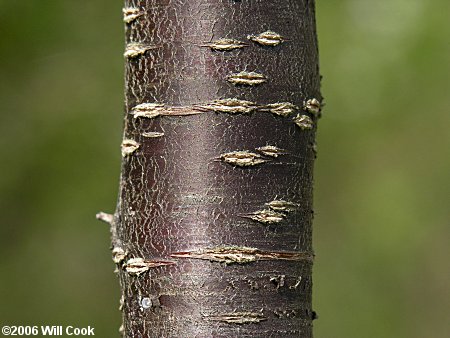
[99,0,321,337]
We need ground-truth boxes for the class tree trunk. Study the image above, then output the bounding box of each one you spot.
[99,0,321,337]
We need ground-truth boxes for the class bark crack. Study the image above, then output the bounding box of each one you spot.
[201,38,247,51]
[205,312,267,324]
[170,246,314,265]
[220,151,269,167]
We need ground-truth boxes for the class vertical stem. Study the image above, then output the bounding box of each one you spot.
[113,0,321,336]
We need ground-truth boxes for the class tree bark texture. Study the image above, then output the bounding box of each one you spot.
[104,0,321,337]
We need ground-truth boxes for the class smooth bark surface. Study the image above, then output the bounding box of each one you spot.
[106,0,320,337]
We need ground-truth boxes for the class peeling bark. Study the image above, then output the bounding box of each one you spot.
[105,0,321,336]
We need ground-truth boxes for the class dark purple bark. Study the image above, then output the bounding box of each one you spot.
[102,0,321,337]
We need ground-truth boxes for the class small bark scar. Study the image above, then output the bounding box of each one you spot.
[293,114,314,130]
[290,277,302,289]
[121,139,140,157]
[196,98,257,114]
[124,43,158,58]
[140,295,161,310]
[131,103,165,118]
[202,38,247,51]
[304,98,322,115]
[112,247,127,265]
[206,312,267,324]
[141,131,165,138]
[265,200,299,212]
[171,246,313,264]
[220,151,269,167]
[124,258,175,276]
[122,7,143,24]
[270,275,286,289]
[248,31,284,46]
[241,209,286,224]
[260,102,299,117]
[227,71,267,86]
[256,145,287,158]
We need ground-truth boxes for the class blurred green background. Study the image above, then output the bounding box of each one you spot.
[0,1,448,337]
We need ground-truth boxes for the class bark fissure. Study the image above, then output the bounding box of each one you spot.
[205,311,267,324]
[201,38,247,51]
[241,209,286,224]
[256,145,288,157]
[220,151,269,167]
[170,246,314,265]
[248,31,285,46]
[124,258,176,275]
[227,71,267,86]
[130,100,319,118]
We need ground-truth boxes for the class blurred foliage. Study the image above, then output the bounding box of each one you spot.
[0,1,448,337]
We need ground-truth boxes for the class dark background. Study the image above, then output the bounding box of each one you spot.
[0,1,448,337]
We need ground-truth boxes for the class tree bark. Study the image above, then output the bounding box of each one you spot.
[100,0,321,337]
